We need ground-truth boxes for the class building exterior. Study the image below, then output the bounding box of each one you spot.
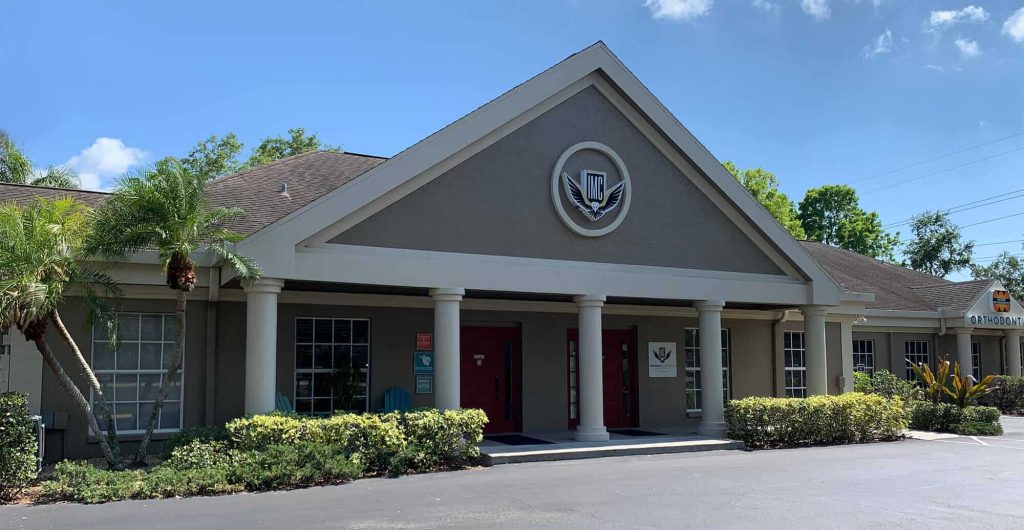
[2,42,1022,460]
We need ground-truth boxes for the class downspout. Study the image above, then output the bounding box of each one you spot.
[773,310,794,397]
[204,268,221,425]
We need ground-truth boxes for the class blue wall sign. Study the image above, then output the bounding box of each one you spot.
[414,351,434,374]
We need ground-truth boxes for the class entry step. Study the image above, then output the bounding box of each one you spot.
[480,436,744,466]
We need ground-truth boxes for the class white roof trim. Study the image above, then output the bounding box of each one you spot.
[236,42,842,305]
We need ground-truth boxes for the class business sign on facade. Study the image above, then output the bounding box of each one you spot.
[415,375,433,394]
[994,290,1012,313]
[965,286,1024,329]
[647,342,677,378]
[416,332,433,351]
[414,351,434,374]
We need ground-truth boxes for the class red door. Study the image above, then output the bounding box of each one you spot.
[460,326,522,434]
[567,328,638,429]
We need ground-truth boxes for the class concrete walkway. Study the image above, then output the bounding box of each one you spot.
[479,429,743,465]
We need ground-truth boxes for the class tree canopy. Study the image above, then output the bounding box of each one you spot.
[157,128,338,181]
[971,252,1024,301]
[0,132,80,188]
[902,211,974,278]
[797,184,899,260]
[724,162,805,239]
[245,128,337,168]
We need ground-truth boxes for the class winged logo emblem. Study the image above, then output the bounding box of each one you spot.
[653,346,672,364]
[563,170,626,222]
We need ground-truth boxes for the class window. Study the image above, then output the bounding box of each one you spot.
[295,318,369,415]
[852,339,875,375]
[91,313,182,433]
[971,342,982,381]
[684,328,731,412]
[784,331,806,398]
[905,340,929,380]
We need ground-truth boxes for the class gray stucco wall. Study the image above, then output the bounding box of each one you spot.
[330,86,785,276]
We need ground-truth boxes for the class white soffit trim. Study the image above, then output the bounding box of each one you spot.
[235,42,841,305]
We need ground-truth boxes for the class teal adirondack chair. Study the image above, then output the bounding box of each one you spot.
[275,392,294,413]
[382,387,411,413]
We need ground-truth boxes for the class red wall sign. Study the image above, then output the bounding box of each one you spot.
[416,332,433,351]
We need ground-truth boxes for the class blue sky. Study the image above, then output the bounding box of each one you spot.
[3,1,1024,276]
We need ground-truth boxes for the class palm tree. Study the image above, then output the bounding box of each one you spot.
[90,159,262,462]
[0,132,81,189]
[0,197,123,468]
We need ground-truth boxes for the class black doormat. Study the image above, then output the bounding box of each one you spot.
[609,428,666,437]
[484,434,555,446]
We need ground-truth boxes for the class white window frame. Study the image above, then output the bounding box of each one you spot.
[905,340,930,380]
[90,312,183,434]
[684,328,731,413]
[784,331,806,398]
[852,339,875,375]
[971,341,982,381]
[294,317,371,415]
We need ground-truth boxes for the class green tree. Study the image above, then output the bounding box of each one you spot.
[903,210,974,277]
[971,252,1024,300]
[245,128,338,168]
[89,160,262,462]
[724,162,805,239]
[0,198,122,468]
[0,132,80,188]
[797,184,899,260]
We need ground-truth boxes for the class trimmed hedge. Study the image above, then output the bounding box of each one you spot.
[0,392,37,502]
[725,394,907,448]
[978,376,1024,415]
[908,401,1003,435]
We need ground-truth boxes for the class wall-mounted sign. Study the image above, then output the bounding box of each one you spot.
[415,375,433,395]
[416,332,433,351]
[550,141,632,238]
[473,354,485,367]
[414,351,434,374]
[994,290,1012,313]
[647,342,677,378]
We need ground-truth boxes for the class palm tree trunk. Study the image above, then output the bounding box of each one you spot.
[31,334,122,470]
[136,289,186,462]
[50,310,121,464]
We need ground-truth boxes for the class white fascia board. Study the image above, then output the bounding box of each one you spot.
[233,42,842,306]
[294,244,814,305]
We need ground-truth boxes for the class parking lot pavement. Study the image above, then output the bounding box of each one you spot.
[914,415,1024,449]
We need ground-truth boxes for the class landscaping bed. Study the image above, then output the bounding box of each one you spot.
[12,407,487,505]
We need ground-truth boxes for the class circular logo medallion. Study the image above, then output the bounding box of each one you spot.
[550,141,632,237]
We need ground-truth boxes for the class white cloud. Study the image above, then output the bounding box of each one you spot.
[928,6,988,30]
[924,64,963,73]
[644,0,713,20]
[861,28,894,58]
[954,37,981,57]
[1004,7,1024,43]
[752,0,780,14]
[65,137,147,191]
[800,0,830,20]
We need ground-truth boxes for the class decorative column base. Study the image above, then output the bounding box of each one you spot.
[574,426,610,442]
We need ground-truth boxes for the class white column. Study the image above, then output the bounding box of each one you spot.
[244,278,284,415]
[575,295,609,442]
[956,329,973,379]
[430,288,464,411]
[840,319,854,393]
[801,305,829,396]
[695,300,726,436]
[1007,330,1023,377]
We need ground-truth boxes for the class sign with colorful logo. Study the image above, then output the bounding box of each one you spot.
[994,290,1012,313]
[416,332,433,351]
[550,141,632,238]
[414,351,434,374]
[647,342,677,378]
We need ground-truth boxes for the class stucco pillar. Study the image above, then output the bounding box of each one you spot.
[1007,330,1023,377]
[244,278,284,415]
[955,328,973,379]
[801,305,829,396]
[695,300,726,436]
[840,319,855,393]
[431,288,464,411]
[575,295,609,442]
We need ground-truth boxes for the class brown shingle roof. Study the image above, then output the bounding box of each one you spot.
[0,150,387,236]
[799,240,990,312]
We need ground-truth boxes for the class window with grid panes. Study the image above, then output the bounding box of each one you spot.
[684,328,731,412]
[905,340,929,380]
[971,341,981,381]
[852,339,874,375]
[91,313,182,433]
[784,331,806,398]
[294,318,369,414]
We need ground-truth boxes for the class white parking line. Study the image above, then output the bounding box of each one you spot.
[972,436,989,446]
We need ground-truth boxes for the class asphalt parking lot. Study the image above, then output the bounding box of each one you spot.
[5,417,1024,529]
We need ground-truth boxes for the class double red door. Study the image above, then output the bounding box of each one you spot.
[460,326,521,434]
[567,329,638,429]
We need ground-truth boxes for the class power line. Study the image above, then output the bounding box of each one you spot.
[848,131,1024,185]
[960,211,1024,229]
[882,189,1024,228]
[974,238,1024,247]
[860,144,1024,195]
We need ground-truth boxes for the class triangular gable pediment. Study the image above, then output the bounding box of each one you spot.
[236,42,841,305]
[964,280,1024,329]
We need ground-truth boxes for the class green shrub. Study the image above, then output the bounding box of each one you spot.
[386,409,487,474]
[0,392,38,502]
[305,414,405,472]
[228,442,364,491]
[160,425,230,460]
[139,465,242,498]
[725,393,907,448]
[979,376,1024,414]
[868,370,921,403]
[853,371,872,393]
[908,401,1002,434]
[41,461,143,504]
[162,440,249,471]
[955,421,1004,436]
[226,412,306,450]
